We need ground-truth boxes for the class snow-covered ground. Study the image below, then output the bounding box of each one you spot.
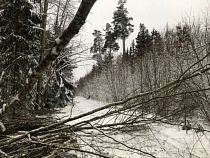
[55,96,210,158]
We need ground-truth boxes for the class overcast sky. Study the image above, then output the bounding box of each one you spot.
[73,0,210,80]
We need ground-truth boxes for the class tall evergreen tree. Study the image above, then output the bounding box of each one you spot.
[103,23,119,65]
[0,0,42,100]
[90,30,104,69]
[151,28,164,53]
[91,30,103,54]
[112,0,134,59]
[129,39,136,58]
[128,39,136,73]
[135,23,151,56]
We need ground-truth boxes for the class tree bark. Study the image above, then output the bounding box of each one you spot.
[36,0,48,109]
[122,37,126,58]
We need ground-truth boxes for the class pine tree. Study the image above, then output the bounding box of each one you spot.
[90,30,104,70]
[91,30,103,55]
[0,0,42,100]
[112,0,134,59]
[135,23,151,56]
[103,23,119,65]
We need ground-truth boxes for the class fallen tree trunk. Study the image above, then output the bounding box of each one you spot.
[0,115,77,158]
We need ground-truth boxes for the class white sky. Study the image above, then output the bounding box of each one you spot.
[73,0,210,80]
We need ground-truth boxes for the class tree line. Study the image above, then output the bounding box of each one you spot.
[77,0,210,125]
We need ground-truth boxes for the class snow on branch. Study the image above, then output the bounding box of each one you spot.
[0,121,6,132]
[51,46,58,55]
[9,94,20,105]
[0,71,5,82]
[0,149,8,157]
[55,38,61,44]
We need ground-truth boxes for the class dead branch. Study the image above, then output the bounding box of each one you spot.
[89,123,157,158]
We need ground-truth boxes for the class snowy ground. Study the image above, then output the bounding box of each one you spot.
[55,96,210,158]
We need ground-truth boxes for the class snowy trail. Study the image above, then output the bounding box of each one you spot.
[56,96,108,125]
[56,96,210,158]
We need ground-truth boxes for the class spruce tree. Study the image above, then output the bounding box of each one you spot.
[129,39,136,58]
[151,28,164,53]
[135,23,151,56]
[129,40,136,73]
[45,48,75,108]
[0,0,42,100]
[112,0,134,59]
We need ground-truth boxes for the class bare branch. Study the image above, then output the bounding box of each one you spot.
[89,123,157,158]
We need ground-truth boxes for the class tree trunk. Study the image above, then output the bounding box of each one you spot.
[122,38,126,58]
[36,0,48,109]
